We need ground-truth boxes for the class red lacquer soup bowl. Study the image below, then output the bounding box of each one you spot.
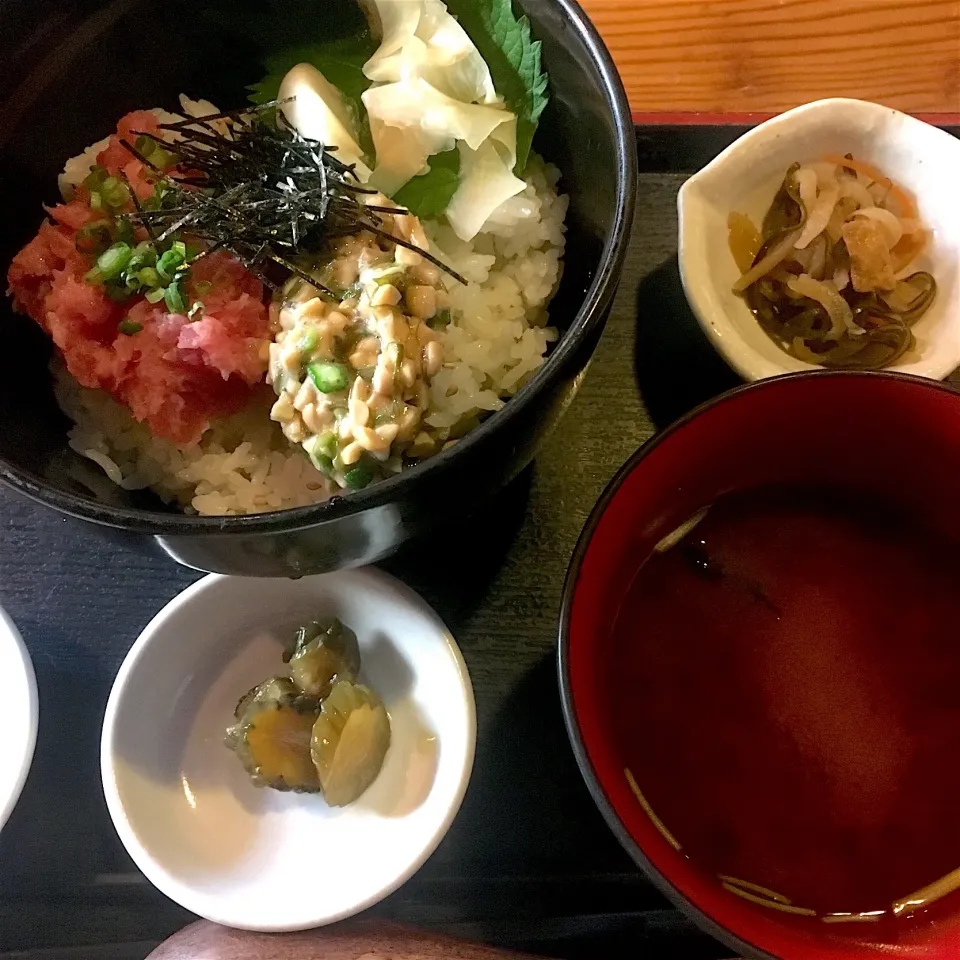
[558,371,960,960]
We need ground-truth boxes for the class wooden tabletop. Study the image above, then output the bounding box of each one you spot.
[579,0,960,122]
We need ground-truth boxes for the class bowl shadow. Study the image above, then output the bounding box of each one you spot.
[379,466,532,627]
[634,258,741,429]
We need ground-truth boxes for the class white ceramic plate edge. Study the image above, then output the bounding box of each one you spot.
[0,606,39,832]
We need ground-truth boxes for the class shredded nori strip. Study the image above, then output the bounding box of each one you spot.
[118,100,466,293]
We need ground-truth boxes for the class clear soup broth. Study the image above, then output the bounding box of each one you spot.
[609,485,960,925]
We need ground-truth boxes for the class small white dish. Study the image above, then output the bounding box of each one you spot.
[678,98,960,381]
[0,605,38,832]
[101,569,475,932]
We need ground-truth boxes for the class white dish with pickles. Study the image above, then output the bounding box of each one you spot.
[101,569,475,932]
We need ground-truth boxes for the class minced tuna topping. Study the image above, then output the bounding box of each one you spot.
[7,110,272,446]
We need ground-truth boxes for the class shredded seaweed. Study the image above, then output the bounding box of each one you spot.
[118,101,466,293]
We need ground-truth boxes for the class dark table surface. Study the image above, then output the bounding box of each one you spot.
[0,130,796,960]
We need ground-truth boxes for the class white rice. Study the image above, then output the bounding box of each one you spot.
[54,112,568,515]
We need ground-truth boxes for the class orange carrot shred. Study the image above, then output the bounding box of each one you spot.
[821,154,918,220]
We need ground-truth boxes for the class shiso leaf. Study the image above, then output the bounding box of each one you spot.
[445,0,549,173]
[392,148,462,219]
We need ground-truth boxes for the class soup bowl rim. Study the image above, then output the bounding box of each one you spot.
[556,368,960,960]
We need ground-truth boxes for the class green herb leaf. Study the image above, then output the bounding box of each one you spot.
[248,34,377,108]
[392,149,462,219]
[446,0,549,173]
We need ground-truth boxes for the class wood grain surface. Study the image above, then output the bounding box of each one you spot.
[145,920,551,959]
[578,0,960,119]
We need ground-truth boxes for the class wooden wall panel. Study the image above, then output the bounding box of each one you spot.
[577,0,960,119]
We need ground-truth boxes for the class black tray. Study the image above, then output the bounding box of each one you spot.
[2,126,954,960]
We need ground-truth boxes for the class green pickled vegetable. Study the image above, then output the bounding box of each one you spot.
[224,677,321,792]
[283,617,361,699]
[310,680,391,807]
[135,135,156,157]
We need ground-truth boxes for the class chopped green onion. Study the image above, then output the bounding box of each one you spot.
[164,280,187,313]
[126,241,157,276]
[316,432,338,459]
[134,135,156,157]
[138,267,160,288]
[427,309,452,330]
[118,319,143,335]
[75,222,113,255]
[106,284,130,302]
[298,329,319,354]
[152,146,176,169]
[96,242,132,280]
[343,465,374,490]
[304,437,335,476]
[114,218,135,248]
[307,361,349,394]
[156,247,185,280]
[84,267,105,285]
[88,192,103,211]
[83,166,108,191]
[100,177,127,209]
[145,287,166,304]
[170,240,187,259]
[339,281,364,302]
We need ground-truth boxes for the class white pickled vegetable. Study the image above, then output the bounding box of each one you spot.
[362,0,497,105]
[795,164,840,250]
[363,77,516,196]
[279,64,372,181]
[446,139,526,242]
[838,177,877,211]
[359,0,521,224]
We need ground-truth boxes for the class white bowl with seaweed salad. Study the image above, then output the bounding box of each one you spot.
[678,98,960,382]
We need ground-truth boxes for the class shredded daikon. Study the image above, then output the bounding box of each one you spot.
[837,177,877,212]
[795,165,839,249]
[786,274,857,338]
